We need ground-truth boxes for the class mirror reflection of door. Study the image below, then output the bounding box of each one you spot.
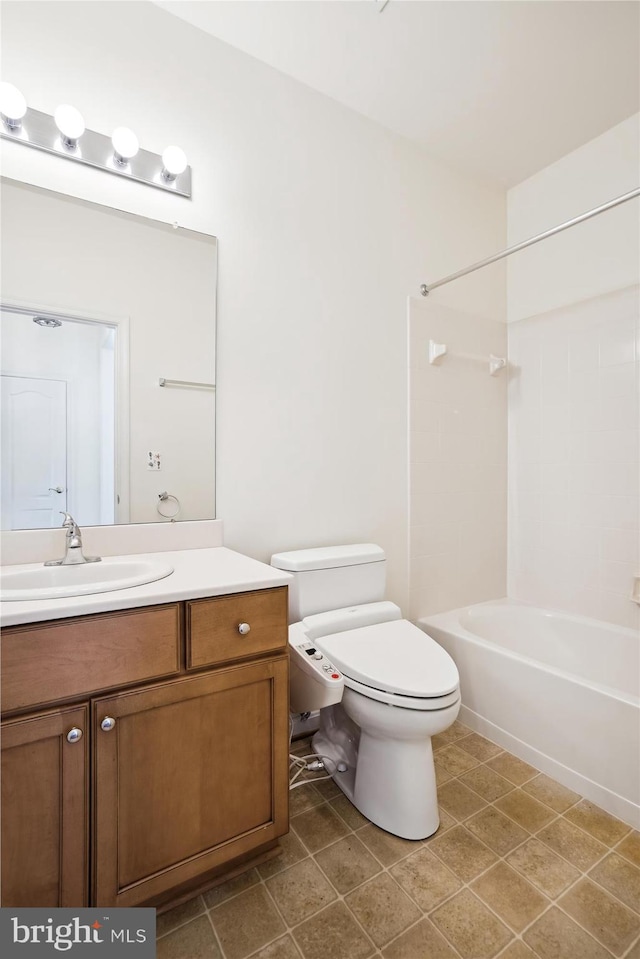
[1,375,67,529]
[0,307,118,530]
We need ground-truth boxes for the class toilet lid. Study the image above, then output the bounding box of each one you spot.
[316,619,459,698]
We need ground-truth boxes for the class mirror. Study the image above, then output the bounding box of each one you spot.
[0,178,217,530]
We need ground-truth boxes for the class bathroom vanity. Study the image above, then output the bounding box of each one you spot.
[0,547,290,911]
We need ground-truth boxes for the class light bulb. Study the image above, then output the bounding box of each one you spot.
[161,145,188,181]
[112,126,139,164]
[0,81,27,130]
[54,103,85,148]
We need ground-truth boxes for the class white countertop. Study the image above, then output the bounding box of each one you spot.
[0,547,292,627]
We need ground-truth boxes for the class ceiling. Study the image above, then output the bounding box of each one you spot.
[154,0,639,188]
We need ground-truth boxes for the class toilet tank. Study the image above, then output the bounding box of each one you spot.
[270,544,386,623]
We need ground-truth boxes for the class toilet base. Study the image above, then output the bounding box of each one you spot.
[312,695,460,841]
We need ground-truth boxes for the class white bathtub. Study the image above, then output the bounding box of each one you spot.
[420,600,640,828]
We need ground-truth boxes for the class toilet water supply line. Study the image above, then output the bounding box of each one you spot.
[288,714,337,790]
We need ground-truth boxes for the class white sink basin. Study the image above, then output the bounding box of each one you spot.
[0,558,174,601]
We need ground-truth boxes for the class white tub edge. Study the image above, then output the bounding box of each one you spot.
[459,704,640,830]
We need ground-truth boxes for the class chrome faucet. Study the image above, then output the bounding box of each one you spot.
[44,512,102,566]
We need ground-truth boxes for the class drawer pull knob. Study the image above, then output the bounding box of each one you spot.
[100,716,116,732]
[66,727,83,744]
[238,622,251,636]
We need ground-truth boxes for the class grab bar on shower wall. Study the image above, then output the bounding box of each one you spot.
[428,340,507,377]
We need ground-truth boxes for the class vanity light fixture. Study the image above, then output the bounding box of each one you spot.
[0,82,192,198]
[112,126,139,165]
[54,104,85,149]
[161,145,188,182]
[0,81,27,130]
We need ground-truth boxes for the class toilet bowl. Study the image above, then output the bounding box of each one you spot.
[271,545,460,840]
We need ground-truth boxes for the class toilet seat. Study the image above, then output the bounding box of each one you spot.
[316,618,459,709]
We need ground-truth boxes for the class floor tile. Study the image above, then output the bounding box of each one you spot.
[434,757,454,785]
[249,935,303,959]
[345,873,421,947]
[428,825,498,882]
[559,877,640,956]
[431,889,513,958]
[329,793,369,830]
[523,907,611,959]
[156,915,222,959]
[266,858,337,926]
[209,886,286,959]
[460,764,514,802]
[471,861,548,932]
[292,902,374,959]
[589,851,640,913]
[390,845,462,912]
[522,773,581,813]
[455,732,503,761]
[538,817,608,871]
[381,918,458,958]
[314,835,381,894]
[432,720,471,750]
[626,938,640,959]
[357,822,420,866]
[436,744,481,776]
[617,830,640,868]
[437,779,487,820]
[497,942,537,959]
[506,838,580,899]
[203,868,259,908]
[258,831,308,879]
[466,806,529,857]
[486,753,538,786]
[494,789,557,832]
[564,799,631,847]
[157,895,205,938]
[291,803,350,853]
[289,783,324,816]
[312,777,342,800]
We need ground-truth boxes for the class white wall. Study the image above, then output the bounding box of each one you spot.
[507,116,640,628]
[0,0,505,608]
[408,300,507,620]
[508,114,640,323]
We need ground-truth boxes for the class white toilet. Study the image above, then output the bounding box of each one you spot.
[271,544,460,840]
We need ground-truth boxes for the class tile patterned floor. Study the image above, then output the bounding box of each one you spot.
[156,722,640,959]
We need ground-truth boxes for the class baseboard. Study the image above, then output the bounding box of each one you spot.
[459,704,640,830]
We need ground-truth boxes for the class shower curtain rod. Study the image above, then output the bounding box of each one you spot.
[420,186,640,296]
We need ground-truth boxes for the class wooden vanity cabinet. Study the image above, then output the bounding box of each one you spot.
[1,587,289,910]
[1,704,89,907]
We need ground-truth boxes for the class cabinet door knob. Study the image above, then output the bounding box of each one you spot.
[66,727,83,743]
[238,622,251,635]
[100,716,116,732]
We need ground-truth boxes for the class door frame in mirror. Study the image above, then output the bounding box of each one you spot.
[1,297,130,526]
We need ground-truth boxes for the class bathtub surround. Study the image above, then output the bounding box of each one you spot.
[155,724,640,959]
[422,601,640,829]
[408,300,507,620]
[507,285,640,631]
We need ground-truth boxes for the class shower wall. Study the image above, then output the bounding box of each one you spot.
[408,298,507,620]
[507,285,639,630]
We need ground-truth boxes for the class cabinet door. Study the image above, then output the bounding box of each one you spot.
[93,655,289,907]
[1,705,89,907]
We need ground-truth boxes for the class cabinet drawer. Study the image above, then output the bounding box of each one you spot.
[2,605,181,714]
[186,587,287,669]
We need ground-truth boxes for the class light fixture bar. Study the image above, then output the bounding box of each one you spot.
[1,106,191,198]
